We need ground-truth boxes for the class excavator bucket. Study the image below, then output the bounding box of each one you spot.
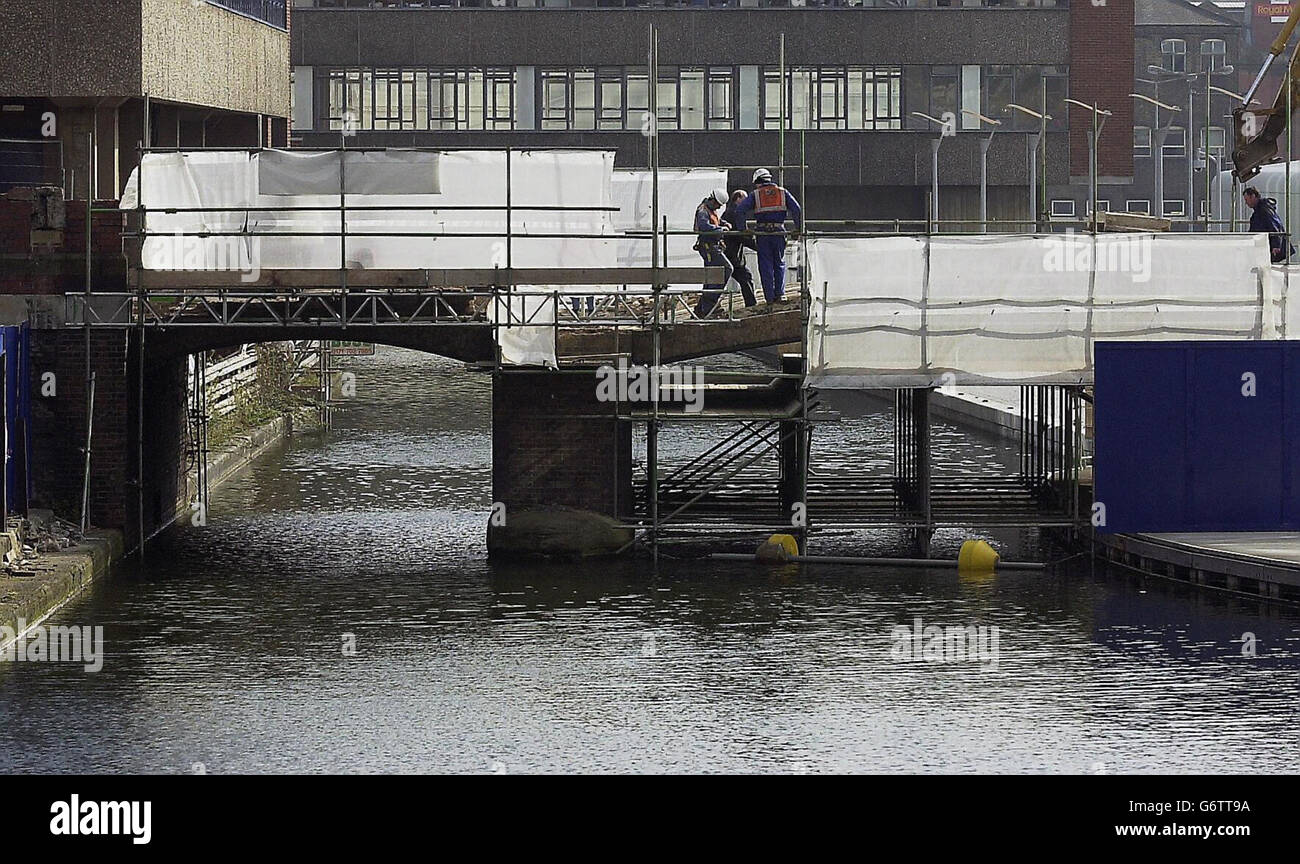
[1233,106,1285,182]
[1233,46,1300,182]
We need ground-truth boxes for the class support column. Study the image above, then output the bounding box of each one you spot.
[489,367,632,557]
[912,387,933,556]
[778,353,808,551]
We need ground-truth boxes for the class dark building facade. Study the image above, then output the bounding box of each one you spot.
[290,1,1135,228]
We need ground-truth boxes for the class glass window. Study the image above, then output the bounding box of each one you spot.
[706,67,734,130]
[1050,199,1076,218]
[1126,199,1151,215]
[573,69,596,130]
[1161,39,1186,74]
[486,68,515,130]
[627,71,649,131]
[680,68,705,130]
[1134,126,1151,157]
[816,67,847,130]
[1163,200,1186,217]
[1202,126,1226,157]
[599,69,623,131]
[929,65,959,121]
[1163,126,1186,158]
[541,69,568,130]
[656,71,679,131]
[985,65,1015,126]
[1201,39,1226,72]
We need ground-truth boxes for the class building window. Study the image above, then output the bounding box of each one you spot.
[1086,199,1110,215]
[1163,200,1186,217]
[1161,39,1186,74]
[599,68,624,131]
[328,69,368,132]
[541,69,570,130]
[1202,126,1226,158]
[1134,125,1151,157]
[765,66,901,130]
[1050,199,1076,218]
[1163,127,1186,158]
[1201,39,1226,72]
[1126,200,1151,215]
[929,65,959,122]
[706,67,735,130]
[328,67,515,132]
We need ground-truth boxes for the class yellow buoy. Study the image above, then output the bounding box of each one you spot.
[958,539,1000,573]
[756,533,800,562]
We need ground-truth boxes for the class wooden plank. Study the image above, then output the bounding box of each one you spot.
[135,267,725,289]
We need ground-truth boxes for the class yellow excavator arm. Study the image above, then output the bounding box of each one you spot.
[1234,6,1300,181]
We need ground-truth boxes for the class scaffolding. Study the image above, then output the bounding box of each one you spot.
[68,27,1094,562]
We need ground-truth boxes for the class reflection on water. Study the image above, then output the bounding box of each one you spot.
[1,348,1297,774]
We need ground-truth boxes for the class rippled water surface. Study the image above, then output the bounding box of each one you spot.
[1,347,1298,773]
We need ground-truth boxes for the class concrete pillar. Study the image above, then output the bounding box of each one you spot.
[490,367,632,556]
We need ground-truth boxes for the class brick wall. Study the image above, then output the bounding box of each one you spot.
[29,329,130,531]
[27,327,189,547]
[492,368,632,519]
[1069,0,1135,181]
[0,194,126,294]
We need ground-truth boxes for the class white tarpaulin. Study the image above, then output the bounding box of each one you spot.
[612,168,728,287]
[808,233,1277,387]
[121,149,620,367]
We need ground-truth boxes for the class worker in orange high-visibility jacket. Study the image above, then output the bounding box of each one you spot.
[731,167,802,303]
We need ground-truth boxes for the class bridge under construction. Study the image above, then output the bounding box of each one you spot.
[56,143,1297,562]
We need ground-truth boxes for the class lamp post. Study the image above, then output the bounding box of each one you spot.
[962,109,1002,232]
[1131,92,1182,221]
[911,111,950,229]
[1206,85,1254,230]
[1065,98,1112,231]
[1147,62,1234,230]
[1005,102,1051,231]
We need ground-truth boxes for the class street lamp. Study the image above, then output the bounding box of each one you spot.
[1131,93,1182,220]
[1005,102,1051,231]
[911,111,950,229]
[962,109,1001,232]
[1065,98,1113,230]
[1147,62,1235,230]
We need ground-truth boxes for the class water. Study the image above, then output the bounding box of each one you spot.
[1,347,1298,774]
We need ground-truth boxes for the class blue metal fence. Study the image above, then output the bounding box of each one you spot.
[1094,341,1300,533]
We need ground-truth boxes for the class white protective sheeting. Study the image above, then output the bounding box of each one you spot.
[808,233,1276,387]
[613,168,729,290]
[121,149,620,367]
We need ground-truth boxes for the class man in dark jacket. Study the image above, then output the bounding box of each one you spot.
[721,190,758,308]
[1244,186,1293,263]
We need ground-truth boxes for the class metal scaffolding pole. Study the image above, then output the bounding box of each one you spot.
[648,22,660,565]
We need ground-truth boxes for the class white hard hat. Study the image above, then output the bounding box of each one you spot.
[753,168,773,184]
[710,188,727,207]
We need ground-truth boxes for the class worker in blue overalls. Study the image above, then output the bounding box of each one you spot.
[693,187,733,318]
[732,168,803,303]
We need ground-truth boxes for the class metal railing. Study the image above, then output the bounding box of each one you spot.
[208,0,288,27]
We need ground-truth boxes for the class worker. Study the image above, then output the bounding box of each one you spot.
[693,188,733,318]
[721,190,758,308]
[732,168,803,303]
[1244,186,1293,263]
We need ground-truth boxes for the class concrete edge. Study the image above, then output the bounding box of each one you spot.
[0,529,124,650]
[1095,532,1300,603]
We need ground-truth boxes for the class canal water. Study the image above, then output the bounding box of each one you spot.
[2,347,1298,773]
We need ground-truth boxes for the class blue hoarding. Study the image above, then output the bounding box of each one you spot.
[1094,341,1300,533]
